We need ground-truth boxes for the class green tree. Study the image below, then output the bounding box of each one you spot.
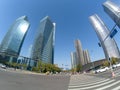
[5,62,12,67]
[45,63,51,72]
[103,60,109,67]
[111,57,118,65]
[21,64,27,70]
[76,64,82,72]
[31,60,61,73]
[71,68,76,74]
[32,67,39,72]
[51,64,61,73]
[37,60,42,72]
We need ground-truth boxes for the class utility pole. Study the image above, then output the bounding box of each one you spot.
[98,24,118,77]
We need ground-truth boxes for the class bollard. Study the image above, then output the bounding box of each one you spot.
[112,71,115,78]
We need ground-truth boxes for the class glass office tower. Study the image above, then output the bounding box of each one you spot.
[31,16,55,64]
[0,16,30,62]
[103,1,120,28]
[89,14,120,60]
[0,16,30,56]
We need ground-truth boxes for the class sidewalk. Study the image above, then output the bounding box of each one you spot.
[4,68,46,75]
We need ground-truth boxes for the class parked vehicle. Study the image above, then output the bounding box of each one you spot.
[0,63,6,69]
[95,67,109,73]
[112,63,120,68]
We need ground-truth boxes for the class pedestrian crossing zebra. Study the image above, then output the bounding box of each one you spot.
[68,74,120,90]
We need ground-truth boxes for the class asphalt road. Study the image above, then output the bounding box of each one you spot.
[1,67,120,90]
[0,69,70,90]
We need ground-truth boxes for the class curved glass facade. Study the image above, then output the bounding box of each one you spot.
[103,1,120,28]
[0,16,30,56]
[89,14,120,59]
[31,16,55,64]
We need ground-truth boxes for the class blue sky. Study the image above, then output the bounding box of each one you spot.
[0,0,120,69]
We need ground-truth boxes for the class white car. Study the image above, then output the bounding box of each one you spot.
[113,64,117,68]
[0,64,6,69]
[96,67,109,73]
[116,63,120,67]
[113,63,120,68]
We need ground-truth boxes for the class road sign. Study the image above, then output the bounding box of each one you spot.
[98,42,101,47]
[110,29,118,38]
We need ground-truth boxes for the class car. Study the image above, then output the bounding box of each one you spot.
[104,67,110,70]
[112,63,120,68]
[116,63,120,67]
[95,67,109,73]
[112,64,117,68]
[0,63,6,69]
[96,68,105,73]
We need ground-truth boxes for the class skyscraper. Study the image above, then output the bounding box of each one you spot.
[103,1,120,28]
[71,52,77,69]
[83,50,91,65]
[89,14,120,60]
[0,16,30,57]
[28,44,33,58]
[31,16,55,64]
[75,40,84,65]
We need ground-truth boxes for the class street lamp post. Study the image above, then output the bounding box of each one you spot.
[99,43,115,77]
[98,24,118,77]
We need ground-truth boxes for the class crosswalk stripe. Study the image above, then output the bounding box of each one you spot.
[96,80,120,90]
[69,79,115,89]
[68,70,120,90]
[112,85,120,90]
[70,78,104,85]
[70,77,105,84]
[70,76,105,85]
[69,78,110,87]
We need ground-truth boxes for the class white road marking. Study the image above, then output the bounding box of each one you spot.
[69,78,110,87]
[96,80,120,90]
[68,79,115,90]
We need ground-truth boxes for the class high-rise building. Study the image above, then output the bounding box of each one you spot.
[83,50,91,65]
[31,16,55,64]
[0,16,30,57]
[71,52,77,69]
[89,14,120,60]
[75,40,84,65]
[28,44,33,58]
[103,1,120,28]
